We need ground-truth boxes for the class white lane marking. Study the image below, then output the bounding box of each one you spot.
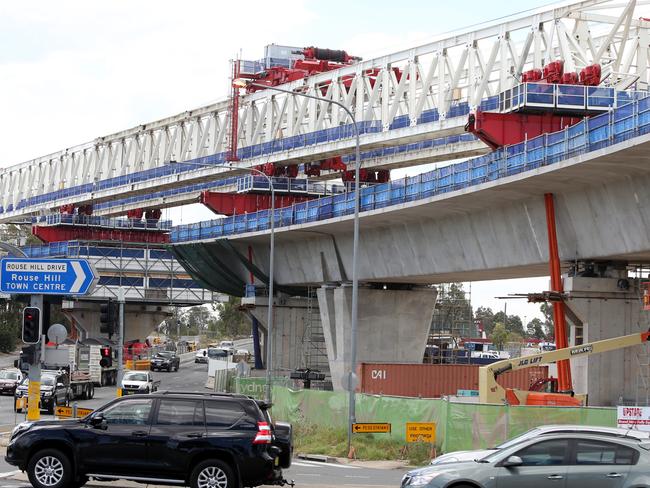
[294,474,322,477]
[293,460,360,469]
[345,475,371,478]
[0,471,21,479]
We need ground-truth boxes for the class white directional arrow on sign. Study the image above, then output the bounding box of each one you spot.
[70,261,86,293]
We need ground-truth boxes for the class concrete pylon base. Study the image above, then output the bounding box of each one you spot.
[246,296,326,375]
[62,300,171,342]
[565,276,650,406]
[317,285,437,391]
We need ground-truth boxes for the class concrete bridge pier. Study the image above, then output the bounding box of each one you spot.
[244,296,327,375]
[317,285,437,391]
[61,300,171,342]
[565,272,650,406]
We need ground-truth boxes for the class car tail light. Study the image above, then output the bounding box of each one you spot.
[253,421,272,444]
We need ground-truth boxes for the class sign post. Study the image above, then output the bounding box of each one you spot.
[0,258,97,422]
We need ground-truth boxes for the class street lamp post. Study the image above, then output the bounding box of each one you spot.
[235,80,362,450]
[168,159,276,403]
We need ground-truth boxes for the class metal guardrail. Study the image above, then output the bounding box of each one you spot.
[171,94,650,243]
[32,214,172,231]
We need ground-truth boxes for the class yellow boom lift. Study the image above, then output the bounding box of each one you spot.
[479,331,650,406]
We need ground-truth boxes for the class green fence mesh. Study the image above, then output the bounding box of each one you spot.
[267,387,617,453]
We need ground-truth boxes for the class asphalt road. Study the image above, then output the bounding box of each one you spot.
[0,358,409,487]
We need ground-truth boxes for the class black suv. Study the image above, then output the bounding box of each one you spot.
[5,391,292,488]
[14,372,70,415]
[151,351,181,372]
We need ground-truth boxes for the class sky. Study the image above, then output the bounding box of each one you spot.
[0,0,558,322]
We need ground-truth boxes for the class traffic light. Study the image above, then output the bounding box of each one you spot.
[16,345,37,372]
[99,347,113,368]
[22,307,42,344]
[99,300,117,335]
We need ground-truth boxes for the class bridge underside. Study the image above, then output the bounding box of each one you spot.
[170,134,650,398]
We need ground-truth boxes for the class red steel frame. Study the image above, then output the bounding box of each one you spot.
[32,225,170,244]
[467,111,582,150]
[544,193,572,392]
[200,191,312,216]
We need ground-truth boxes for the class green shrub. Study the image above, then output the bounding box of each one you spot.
[0,326,17,353]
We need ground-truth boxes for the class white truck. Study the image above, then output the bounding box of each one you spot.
[120,370,160,395]
[67,343,118,386]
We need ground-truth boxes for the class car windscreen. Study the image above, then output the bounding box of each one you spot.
[155,352,174,358]
[124,373,148,382]
[41,376,56,386]
[494,427,541,449]
[0,370,18,380]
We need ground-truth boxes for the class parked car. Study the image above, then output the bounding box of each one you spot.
[150,351,180,372]
[14,372,70,414]
[5,391,292,488]
[429,424,650,465]
[195,348,208,364]
[401,432,650,487]
[0,368,23,395]
[120,370,159,395]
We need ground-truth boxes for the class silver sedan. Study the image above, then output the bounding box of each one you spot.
[401,433,650,487]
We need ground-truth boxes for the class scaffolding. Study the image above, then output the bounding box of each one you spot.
[302,287,329,374]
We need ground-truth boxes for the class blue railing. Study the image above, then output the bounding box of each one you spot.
[3,87,639,218]
[5,99,482,215]
[32,214,172,230]
[171,94,650,243]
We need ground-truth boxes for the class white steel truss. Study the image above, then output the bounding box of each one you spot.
[1,0,649,219]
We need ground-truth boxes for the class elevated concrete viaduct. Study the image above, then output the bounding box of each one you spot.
[173,131,650,402]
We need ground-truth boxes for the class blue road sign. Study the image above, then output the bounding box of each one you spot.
[0,258,97,295]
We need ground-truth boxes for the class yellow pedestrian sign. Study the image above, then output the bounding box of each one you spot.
[406,422,436,443]
[352,422,391,433]
[55,406,94,418]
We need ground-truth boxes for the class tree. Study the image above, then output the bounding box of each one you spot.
[474,306,495,335]
[490,323,509,350]
[540,303,554,339]
[493,311,525,336]
[526,317,546,340]
[212,297,249,338]
[431,283,474,336]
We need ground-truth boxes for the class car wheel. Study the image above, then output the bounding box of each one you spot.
[191,459,234,488]
[27,448,72,488]
[88,384,95,399]
[47,401,55,415]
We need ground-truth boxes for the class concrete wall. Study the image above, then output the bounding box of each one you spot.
[317,286,437,390]
[565,276,650,406]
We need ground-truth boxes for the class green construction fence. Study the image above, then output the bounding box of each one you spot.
[235,380,617,453]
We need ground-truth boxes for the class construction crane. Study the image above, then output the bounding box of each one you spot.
[478,331,650,406]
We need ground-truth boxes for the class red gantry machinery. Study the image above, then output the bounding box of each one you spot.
[466,60,602,150]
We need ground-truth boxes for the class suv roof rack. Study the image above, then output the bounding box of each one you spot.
[156,390,251,399]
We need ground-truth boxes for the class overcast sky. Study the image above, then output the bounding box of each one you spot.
[0,0,560,322]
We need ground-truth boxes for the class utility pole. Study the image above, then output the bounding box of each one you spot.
[117,288,125,394]
[26,294,43,421]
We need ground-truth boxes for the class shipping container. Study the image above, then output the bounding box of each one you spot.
[359,363,548,398]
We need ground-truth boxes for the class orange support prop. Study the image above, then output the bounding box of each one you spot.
[544,193,572,392]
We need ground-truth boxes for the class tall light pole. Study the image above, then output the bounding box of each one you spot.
[234,79,361,449]
[167,159,276,403]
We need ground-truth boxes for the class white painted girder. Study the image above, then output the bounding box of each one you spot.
[1,0,648,218]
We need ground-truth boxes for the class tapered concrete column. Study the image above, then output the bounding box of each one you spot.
[565,275,650,406]
[317,285,437,390]
[246,297,320,374]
